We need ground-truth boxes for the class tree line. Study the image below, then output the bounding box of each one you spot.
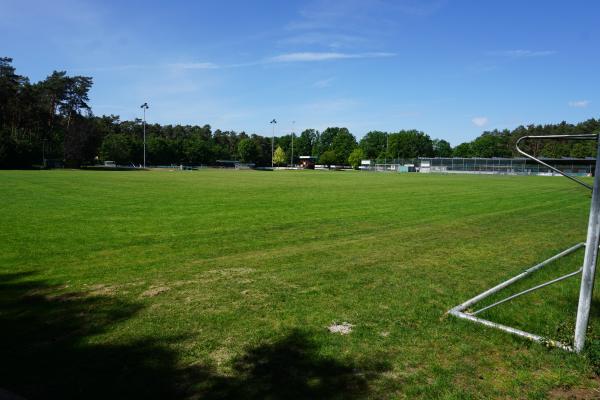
[451,120,600,159]
[1,57,598,169]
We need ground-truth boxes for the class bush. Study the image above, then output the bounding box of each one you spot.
[319,150,336,168]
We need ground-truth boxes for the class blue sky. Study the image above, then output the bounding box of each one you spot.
[1,0,599,145]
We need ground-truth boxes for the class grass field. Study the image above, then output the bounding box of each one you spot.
[2,169,600,399]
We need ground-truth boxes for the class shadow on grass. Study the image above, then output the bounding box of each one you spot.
[0,271,207,399]
[589,298,600,319]
[0,272,389,399]
[204,330,390,400]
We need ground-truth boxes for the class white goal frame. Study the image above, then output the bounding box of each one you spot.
[448,133,600,352]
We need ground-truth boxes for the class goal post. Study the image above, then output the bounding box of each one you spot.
[448,133,600,352]
[575,137,600,351]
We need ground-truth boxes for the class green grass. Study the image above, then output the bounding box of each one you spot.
[1,169,600,399]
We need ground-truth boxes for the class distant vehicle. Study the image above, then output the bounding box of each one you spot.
[104,161,116,167]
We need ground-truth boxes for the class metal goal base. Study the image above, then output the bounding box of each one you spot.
[448,242,586,352]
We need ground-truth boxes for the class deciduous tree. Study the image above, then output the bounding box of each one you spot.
[348,148,365,169]
[273,146,286,166]
[237,138,258,163]
[319,150,336,169]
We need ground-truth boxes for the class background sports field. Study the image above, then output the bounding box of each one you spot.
[1,169,600,399]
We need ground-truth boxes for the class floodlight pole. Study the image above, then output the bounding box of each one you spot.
[42,138,47,168]
[291,120,295,167]
[574,138,600,352]
[270,119,277,168]
[386,133,389,171]
[140,102,149,168]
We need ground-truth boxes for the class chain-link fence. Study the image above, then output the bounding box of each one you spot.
[418,157,594,176]
[360,158,418,172]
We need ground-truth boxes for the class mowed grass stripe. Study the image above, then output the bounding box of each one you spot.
[0,169,598,398]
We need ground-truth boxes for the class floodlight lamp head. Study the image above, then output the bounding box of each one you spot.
[140,102,149,109]
[270,119,277,124]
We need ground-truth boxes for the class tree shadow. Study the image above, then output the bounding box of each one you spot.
[203,329,390,399]
[0,271,209,399]
[589,298,600,319]
[0,271,390,399]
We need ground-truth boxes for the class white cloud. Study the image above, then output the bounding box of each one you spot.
[71,64,149,72]
[486,50,556,58]
[268,52,395,62]
[168,62,219,70]
[287,0,445,31]
[75,52,394,73]
[74,62,220,72]
[313,77,334,88]
[279,32,367,49]
[471,117,489,127]
[569,100,590,108]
